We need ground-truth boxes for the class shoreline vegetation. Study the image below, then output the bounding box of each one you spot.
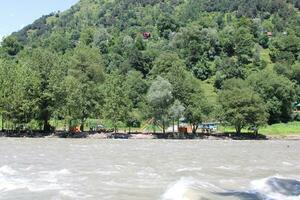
[1,0,300,140]
[1,131,300,141]
[1,121,299,140]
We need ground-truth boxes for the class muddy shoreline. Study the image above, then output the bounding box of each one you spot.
[1,131,300,140]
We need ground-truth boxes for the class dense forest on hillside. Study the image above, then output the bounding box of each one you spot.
[0,0,300,134]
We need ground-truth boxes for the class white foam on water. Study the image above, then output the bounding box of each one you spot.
[251,176,300,200]
[176,167,203,172]
[282,161,293,166]
[39,169,72,183]
[0,168,73,193]
[0,165,17,175]
[215,165,239,170]
[59,190,93,199]
[161,177,221,200]
[60,190,80,198]
[0,175,62,193]
[96,170,119,175]
[27,183,62,192]
[0,177,29,192]
[137,167,160,179]
[21,165,34,171]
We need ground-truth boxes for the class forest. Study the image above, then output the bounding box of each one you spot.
[0,0,299,135]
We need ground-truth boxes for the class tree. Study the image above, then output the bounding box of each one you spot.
[18,48,60,132]
[45,31,71,53]
[67,45,105,131]
[233,27,255,64]
[172,25,220,70]
[102,72,132,133]
[214,57,245,89]
[62,75,86,129]
[247,70,296,124]
[270,33,300,64]
[218,79,268,135]
[1,36,23,57]
[169,100,185,133]
[150,52,192,105]
[147,76,173,134]
[124,70,148,108]
[291,62,300,85]
[0,59,39,129]
[157,13,179,39]
[93,28,112,54]
[184,79,212,134]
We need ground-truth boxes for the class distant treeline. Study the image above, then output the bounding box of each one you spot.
[0,0,299,134]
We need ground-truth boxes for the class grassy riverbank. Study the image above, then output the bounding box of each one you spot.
[221,122,300,137]
[260,122,300,136]
[1,114,300,138]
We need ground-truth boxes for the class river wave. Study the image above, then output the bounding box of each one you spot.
[162,176,300,200]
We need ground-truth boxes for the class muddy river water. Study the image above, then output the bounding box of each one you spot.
[0,139,299,200]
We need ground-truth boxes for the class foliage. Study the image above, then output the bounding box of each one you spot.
[102,72,132,132]
[0,0,299,132]
[247,70,296,124]
[218,79,268,135]
[147,76,173,133]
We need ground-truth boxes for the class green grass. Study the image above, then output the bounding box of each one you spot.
[260,122,300,136]
[220,122,300,136]
[2,114,300,137]
[260,48,274,70]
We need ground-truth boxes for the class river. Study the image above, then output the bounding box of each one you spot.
[0,139,299,200]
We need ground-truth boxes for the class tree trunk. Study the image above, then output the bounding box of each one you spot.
[255,129,258,138]
[43,118,50,133]
[235,125,241,135]
[162,119,165,134]
[114,120,117,133]
[80,118,85,132]
[42,109,51,133]
[1,114,4,132]
[172,119,175,134]
[68,119,72,131]
[192,124,198,135]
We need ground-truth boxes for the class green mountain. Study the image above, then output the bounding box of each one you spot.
[0,0,299,133]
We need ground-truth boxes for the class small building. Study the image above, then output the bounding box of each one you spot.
[266,32,273,37]
[199,122,219,134]
[296,103,300,112]
[143,32,151,39]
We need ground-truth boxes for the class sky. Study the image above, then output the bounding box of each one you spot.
[0,0,79,39]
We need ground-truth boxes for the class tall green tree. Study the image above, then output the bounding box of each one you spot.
[124,70,148,108]
[62,75,86,129]
[18,48,59,132]
[0,59,39,129]
[147,76,173,134]
[169,100,185,133]
[218,79,268,135]
[102,72,132,133]
[184,79,212,134]
[66,45,105,131]
[247,70,296,123]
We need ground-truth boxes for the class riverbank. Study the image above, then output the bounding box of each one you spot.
[1,131,300,140]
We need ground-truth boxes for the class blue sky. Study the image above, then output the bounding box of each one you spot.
[0,0,79,39]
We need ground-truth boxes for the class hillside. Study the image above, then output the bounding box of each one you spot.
[0,0,299,133]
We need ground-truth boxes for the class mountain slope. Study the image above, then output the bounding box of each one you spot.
[0,0,299,131]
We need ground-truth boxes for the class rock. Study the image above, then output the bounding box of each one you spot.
[130,134,156,139]
[89,133,109,139]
